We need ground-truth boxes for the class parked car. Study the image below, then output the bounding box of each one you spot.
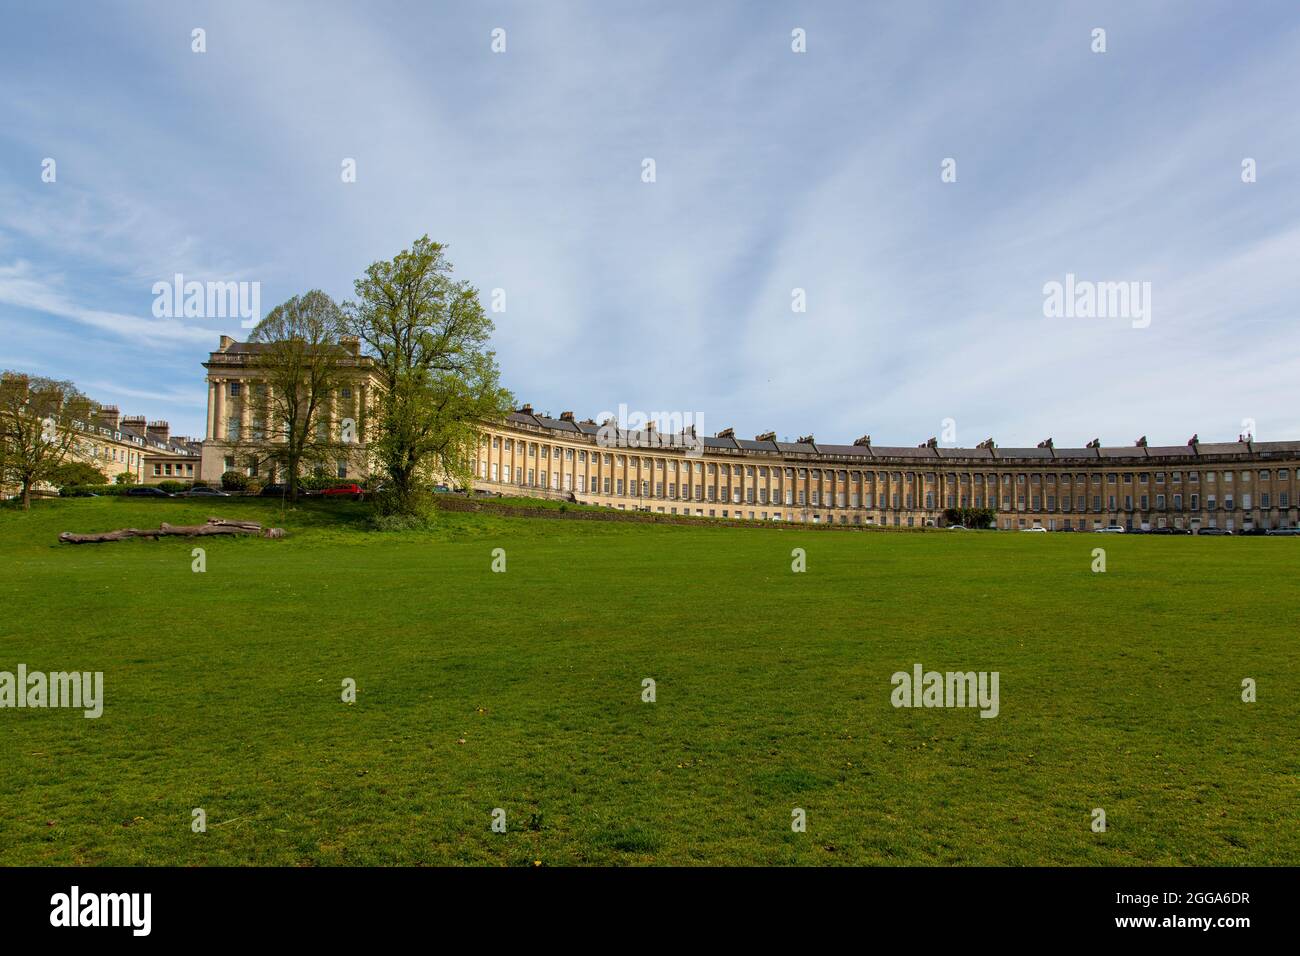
[1096,525,1126,533]
[320,483,365,501]
[179,486,229,497]
[1021,526,1047,533]
[258,484,287,497]
[127,486,173,497]
[1265,527,1300,536]
[947,525,969,531]
[1197,527,1232,536]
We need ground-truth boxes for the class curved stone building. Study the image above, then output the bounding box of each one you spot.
[471,405,1300,532]
[192,339,1300,533]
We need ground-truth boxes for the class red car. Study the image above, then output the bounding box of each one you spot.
[320,483,365,501]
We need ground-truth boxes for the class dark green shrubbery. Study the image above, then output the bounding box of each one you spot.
[50,461,109,488]
[941,507,996,529]
[59,485,129,497]
[157,481,190,494]
[298,474,338,491]
[368,487,437,531]
[220,470,249,491]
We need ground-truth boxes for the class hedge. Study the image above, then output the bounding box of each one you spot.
[59,485,130,497]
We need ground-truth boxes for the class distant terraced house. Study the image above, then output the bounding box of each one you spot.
[0,373,198,495]
[70,405,199,486]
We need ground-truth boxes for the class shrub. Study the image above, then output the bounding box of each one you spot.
[369,487,437,530]
[50,461,109,488]
[191,480,209,489]
[370,510,438,532]
[158,481,188,494]
[245,480,263,495]
[114,471,137,485]
[942,507,996,529]
[221,471,249,491]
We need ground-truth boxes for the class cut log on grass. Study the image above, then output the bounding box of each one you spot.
[59,518,286,544]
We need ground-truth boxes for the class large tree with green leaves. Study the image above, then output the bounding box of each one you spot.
[244,290,358,503]
[344,236,513,513]
[0,372,98,509]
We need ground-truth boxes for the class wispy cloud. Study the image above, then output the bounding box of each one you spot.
[1,0,1297,441]
[0,261,220,346]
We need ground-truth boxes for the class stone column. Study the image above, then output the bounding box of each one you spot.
[206,380,216,440]
[214,379,227,442]
[239,380,252,436]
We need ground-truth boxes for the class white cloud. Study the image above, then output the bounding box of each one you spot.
[0,261,223,346]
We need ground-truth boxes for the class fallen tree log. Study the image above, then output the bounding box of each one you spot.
[59,518,285,544]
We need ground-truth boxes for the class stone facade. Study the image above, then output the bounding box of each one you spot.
[188,340,1300,531]
[469,409,1300,532]
[198,335,380,483]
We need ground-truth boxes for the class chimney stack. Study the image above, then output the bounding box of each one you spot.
[97,405,121,430]
[147,420,170,444]
[560,411,575,422]
[518,403,534,416]
[755,431,776,442]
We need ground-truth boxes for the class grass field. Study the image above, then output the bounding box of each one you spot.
[1,496,1297,866]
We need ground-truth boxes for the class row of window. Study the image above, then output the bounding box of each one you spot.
[222,457,350,479]
[227,382,355,400]
[480,442,1294,489]
[600,505,922,526]
[482,463,1295,513]
[152,462,196,477]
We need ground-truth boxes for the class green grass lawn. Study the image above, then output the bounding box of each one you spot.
[1,496,1296,866]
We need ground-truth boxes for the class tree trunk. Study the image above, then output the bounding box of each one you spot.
[60,518,285,543]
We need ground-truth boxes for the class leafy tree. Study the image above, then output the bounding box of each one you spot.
[242,290,358,503]
[0,372,98,509]
[49,460,109,488]
[942,507,995,529]
[114,469,138,485]
[343,236,513,514]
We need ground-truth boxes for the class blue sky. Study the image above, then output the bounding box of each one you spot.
[2,1,1298,445]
